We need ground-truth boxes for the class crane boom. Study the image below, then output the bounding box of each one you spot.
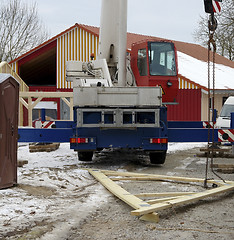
[98,0,127,86]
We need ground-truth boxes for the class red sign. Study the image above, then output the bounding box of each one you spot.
[212,0,221,13]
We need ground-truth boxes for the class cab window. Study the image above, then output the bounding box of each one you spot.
[137,48,147,76]
[149,42,176,76]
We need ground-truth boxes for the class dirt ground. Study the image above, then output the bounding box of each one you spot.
[1,144,234,240]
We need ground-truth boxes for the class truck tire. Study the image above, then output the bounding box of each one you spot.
[149,151,166,165]
[78,151,93,161]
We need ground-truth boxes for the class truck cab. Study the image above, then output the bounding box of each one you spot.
[216,96,234,129]
[131,40,179,103]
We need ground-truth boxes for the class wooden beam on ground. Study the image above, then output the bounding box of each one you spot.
[87,169,151,209]
[211,164,234,169]
[134,192,196,198]
[217,168,234,174]
[131,183,234,216]
[101,169,226,186]
[147,197,179,204]
[87,169,159,222]
[200,148,230,152]
[86,169,234,223]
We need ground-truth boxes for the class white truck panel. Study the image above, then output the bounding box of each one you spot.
[73,87,162,107]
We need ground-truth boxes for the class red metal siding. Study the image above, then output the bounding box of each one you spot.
[167,89,201,121]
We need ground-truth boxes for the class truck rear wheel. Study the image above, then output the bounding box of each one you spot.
[149,151,166,165]
[78,151,93,161]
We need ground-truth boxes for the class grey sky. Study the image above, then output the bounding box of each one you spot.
[35,0,208,43]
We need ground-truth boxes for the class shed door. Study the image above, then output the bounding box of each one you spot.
[0,79,19,189]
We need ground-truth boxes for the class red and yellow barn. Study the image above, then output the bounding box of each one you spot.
[9,23,234,125]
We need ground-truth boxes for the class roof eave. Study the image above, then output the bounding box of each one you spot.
[9,23,99,64]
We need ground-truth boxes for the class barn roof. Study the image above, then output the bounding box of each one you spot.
[81,24,234,69]
[9,23,234,90]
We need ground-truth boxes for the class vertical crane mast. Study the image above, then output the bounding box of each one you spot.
[66,0,168,164]
[98,0,127,86]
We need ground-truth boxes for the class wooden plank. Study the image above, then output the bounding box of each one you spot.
[28,97,33,127]
[101,170,226,186]
[217,168,234,174]
[211,164,234,169]
[61,97,71,107]
[70,97,74,120]
[17,160,28,167]
[134,192,196,198]
[29,143,60,153]
[87,169,234,223]
[131,183,234,216]
[19,97,28,109]
[147,197,179,204]
[31,97,43,109]
[200,148,229,152]
[20,92,73,98]
[87,169,160,222]
[88,169,152,210]
[139,213,159,223]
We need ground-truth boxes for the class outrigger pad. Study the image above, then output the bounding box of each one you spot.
[86,169,234,223]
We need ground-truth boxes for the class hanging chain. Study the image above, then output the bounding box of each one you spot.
[204,15,225,188]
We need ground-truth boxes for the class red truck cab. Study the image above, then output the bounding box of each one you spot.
[131,40,179,103]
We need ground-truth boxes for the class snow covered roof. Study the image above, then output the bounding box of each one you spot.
[178,52,234,90]
[0,73,18,84]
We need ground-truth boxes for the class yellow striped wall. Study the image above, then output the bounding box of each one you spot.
[179,76,199,90]
[57,26,99,89]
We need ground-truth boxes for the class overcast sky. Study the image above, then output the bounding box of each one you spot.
[35,0,208,44]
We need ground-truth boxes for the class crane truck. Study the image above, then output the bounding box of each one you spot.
[18,0,233,165]
[66,0,179,164]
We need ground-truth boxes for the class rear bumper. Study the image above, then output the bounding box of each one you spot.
[70,127,168,151]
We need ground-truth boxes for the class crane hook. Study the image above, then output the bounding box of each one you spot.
[208,13,218,32]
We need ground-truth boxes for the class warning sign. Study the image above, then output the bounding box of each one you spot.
[159,85,165,95]
[204,0,222,14]
[212,0,221,13]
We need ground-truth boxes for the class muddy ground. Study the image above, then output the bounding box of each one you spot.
[1,143,234,240]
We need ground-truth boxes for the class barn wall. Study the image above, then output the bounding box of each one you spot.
[167,89,201,121]
[57,26,99,89]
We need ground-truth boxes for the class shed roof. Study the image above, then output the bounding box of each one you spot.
[0,73,18,84]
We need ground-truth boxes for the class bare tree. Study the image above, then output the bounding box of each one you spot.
[0,0,49,62]
[193,0,234,61]
[218,0,234,60]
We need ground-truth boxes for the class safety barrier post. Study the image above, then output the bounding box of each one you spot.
[231,112,234,154]
[41,109,46,121]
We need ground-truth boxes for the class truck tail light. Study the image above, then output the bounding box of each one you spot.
[70,137,89,144]
[150,138,168,144]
